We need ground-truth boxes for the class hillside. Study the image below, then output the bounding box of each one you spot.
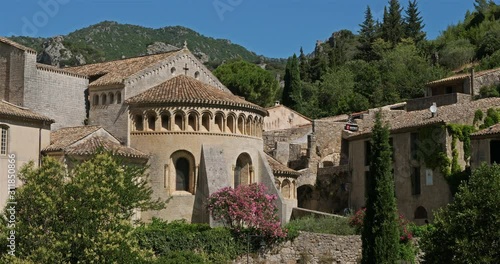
[8,21,273,68]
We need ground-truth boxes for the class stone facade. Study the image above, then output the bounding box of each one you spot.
[470,124,500,170]
[264,103,312,131]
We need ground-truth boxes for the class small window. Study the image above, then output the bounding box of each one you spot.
[174,113,183,131]
[227,115,235,133]
[237,116,245,134]
[411,167,421,195]
[281,180,291,199]
[147,114,156,131]
[108,92,114,104]
[175,158,190,191]
[188,113,197,131]
[194,71,200,79]
[101,93,107,105]
[245,118,251,135]
[116,92,122,104]
[410,133,419,160]
[491,140,500,164]
[202,113,210,131]
[1,126,8,155]
[93,94,99,106]
[171,67,176,75]
[161,115,170,131]
[215,114,224,132]
[446,86,453,94]
[134,115,144,131]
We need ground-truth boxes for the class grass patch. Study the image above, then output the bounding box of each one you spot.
[285,215,355,238]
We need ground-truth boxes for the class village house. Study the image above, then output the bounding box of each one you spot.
[470,123,500,170]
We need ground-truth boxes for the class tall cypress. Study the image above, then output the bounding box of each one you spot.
[282,54,301,109]
[382,0,404,46]
[358,6,378,61]
[299,47,311,82]
[361,111,399,264]
[404,0,426,42]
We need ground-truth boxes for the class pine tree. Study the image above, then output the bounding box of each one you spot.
[299,47,311,82]
[309,42,328,82]
[361,111,399,264]
[404,0,426,42]
[358,6,378,61]
[382,0,404,46]
[282,54,301,108]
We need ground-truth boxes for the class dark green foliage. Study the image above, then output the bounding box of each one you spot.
[213,59,279,107]
[284,216,356,238]
[282,54,302,108]
[439,39,475,70]
[326,30,359,68]
[134,219,246,263]
[154,251,205,264]
[480,107,500,128]
[408,223,435,238]
[299,47,311,82]
[362,112,399,264]
[404,0,426,43]
[421,163,500,263]
[382,0,404,45]
[357,6,378,61]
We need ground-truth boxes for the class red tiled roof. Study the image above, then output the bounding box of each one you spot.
[471,123,500,137]
[126,75,267,115]
[44,126,101,152]
[0,100,54,122]
[266,154,300,177]
[346,98,500,139]
[65,50,181,87]
[0,37,36,53]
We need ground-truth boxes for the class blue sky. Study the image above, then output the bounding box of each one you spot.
[1,0,476,58]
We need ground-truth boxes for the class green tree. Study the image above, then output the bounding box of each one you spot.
[1,152,164,263]
[299,47,311,82]
[309,43,329,82]
[421,163,500,263]
[404,0,426,43]
[213,59,280,107]
[439,38,475,70]
[382,0,404,46]
[358,6,379,61]
[282,54,302,109]
[361,111,399,264]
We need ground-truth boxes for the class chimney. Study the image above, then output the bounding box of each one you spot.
[275,101,280,106]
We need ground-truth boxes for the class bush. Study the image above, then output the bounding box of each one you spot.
[154,251,205,264]
[408,223,435,238]
[285,215,356,237]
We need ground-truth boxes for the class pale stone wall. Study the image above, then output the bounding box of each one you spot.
[88,87,127,143]
[24,67,88,130]
[473,70,500,95]
[235,232,362,264]
[0,119,51,208]
[471,136,498,170]
[0,42,27,105]
[264,105,311,131]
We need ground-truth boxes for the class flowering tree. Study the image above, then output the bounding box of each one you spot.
[207,183,286,239]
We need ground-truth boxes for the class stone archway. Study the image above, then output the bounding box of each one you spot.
[297,184,314,208]
[234,153,253,187]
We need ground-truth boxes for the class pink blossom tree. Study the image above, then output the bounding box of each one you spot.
[207,183,286,239]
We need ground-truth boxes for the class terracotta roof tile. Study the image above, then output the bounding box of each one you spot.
[65,50,181,87]
[0,37,36,53]
[266,154,300,177]
[126,75,267,114]
[44,126,147,159]
[36,63,87,78]
[0,100,54,122]
[471,123,500,137]
[427,67,500,87]
[346,97,500,139]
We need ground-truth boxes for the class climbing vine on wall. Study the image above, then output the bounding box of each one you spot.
[417,125,451,177]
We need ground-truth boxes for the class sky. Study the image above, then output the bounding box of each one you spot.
[0,0,477,58]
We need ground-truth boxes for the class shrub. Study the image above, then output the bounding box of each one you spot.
[207,183,286,241]
[348,208,366,234]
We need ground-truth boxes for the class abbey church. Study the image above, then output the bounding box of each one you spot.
[0,38,296,224]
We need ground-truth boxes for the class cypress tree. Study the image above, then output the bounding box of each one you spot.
[361,111,399,264]
[404,0,426,42]
[382,0,404,46]
[282,54,301,108]
[358,6,378,61]
[299,47,311,82]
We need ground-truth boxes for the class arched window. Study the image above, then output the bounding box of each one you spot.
[93,94,99,106]
[171,67,176,75]
[134,114,143,131]
[237,116,245,134]
[174,113,183,131]
[101,93,107,105]
[414,206,428,219]
[194,71,200,79]
[245,118,252,135]
[147,113,156,131]
[215,113,224,132]
[275,179,281,191]
[281,179,291,199]
[227,115,235,133]
[108,92,114,104]
[116,92,122,104]
[187,113,198,131]
[0,125,8,155]
[161,114,170,131]
[175,158,190,191]
[201,113,210,131]
[234,153,252,187]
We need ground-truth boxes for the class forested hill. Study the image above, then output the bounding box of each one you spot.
[7,21,276,68]
[277,0,500,119]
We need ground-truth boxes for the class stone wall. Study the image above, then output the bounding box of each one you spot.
[235,232,362,264]
[263,125,312,153]
[406,93,471,111]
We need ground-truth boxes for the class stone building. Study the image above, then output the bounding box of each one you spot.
[344,98,500,223]
[426,67,500,97]
[470,123,500,170]
[264,102,312,131]
[0,37,88,130]
[0,100,53,206]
